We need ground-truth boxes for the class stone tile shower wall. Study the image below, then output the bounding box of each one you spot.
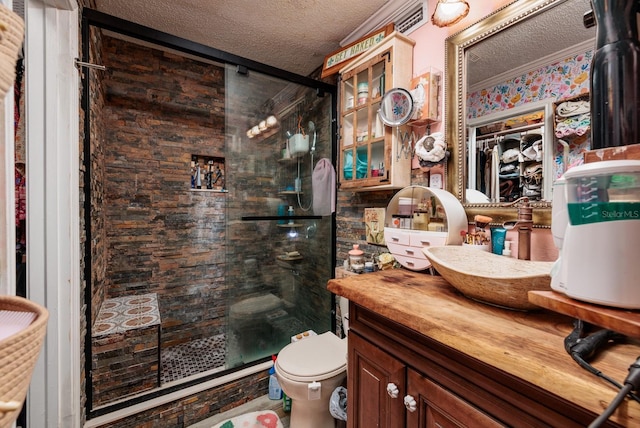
[101,35,227,349]
[85,29,276,422]
[89,24,107,330]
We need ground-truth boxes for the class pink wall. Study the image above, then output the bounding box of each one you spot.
[408,0,513,132]
[407,1,558,262]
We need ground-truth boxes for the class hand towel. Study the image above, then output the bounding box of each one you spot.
[312,158,336,216]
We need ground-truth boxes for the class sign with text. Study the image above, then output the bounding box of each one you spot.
[321,24,394,78]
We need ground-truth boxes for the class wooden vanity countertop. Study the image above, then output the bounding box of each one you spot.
[328,268,640,426]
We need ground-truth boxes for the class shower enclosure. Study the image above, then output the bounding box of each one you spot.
[84,9,336,416]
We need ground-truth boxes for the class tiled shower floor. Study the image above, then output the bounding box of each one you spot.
[160,316,307,384]
[161,334,227,383]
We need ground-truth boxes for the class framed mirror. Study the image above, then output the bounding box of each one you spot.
[444,0,595,225]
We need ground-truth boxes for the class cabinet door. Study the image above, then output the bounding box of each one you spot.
[348,332,406,428]
[340,51,391,189]
[405,369,504,428]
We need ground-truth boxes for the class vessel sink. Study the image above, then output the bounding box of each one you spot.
[422,246,554,311]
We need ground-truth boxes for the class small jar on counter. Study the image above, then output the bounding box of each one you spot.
[349,244,364,273]
[364,261,374,273]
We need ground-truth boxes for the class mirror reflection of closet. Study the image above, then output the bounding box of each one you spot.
[466,101,554,203]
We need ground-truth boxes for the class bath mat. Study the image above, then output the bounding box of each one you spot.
[211,409,283,428]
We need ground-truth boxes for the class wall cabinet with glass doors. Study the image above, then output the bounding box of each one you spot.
[338,32,414,191]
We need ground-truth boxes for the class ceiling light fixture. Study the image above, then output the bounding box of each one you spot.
[431,0,470,28]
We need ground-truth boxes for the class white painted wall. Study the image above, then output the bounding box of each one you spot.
[24,0,81,426]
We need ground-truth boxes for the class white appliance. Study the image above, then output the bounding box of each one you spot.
[551,160,640,309]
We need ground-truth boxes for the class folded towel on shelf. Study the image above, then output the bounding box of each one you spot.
[312,158,336,216]
[556,100,590,117]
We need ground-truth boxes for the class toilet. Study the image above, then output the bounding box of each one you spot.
[229,293,284,361]
[229,293,283,328]
[275,297,349,428]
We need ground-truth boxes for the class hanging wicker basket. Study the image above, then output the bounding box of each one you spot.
[0,296,49,428]
[0,4,23,99]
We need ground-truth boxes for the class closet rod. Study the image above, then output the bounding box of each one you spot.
[476,122,544,140]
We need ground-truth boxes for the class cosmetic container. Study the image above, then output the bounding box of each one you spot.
[491,227,506,255]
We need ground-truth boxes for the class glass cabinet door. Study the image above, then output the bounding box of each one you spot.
[340,53,390,186]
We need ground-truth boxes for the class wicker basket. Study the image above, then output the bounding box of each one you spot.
[0,4,23,99]
[0,296,48,428]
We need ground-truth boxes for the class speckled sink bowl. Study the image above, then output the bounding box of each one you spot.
[423,246,554,311]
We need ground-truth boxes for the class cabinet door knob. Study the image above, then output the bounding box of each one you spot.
[386,382,399,398]
[403,394,417,412]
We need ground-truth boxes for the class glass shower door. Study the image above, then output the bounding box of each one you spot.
[224,65,334,367]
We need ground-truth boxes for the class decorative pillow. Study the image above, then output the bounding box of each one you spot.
[211,410,283,428]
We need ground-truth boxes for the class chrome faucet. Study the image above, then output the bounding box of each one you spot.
[502,197,533,260]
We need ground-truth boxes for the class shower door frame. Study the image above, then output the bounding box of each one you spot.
[81,8,337,420]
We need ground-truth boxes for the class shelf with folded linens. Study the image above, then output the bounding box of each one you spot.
[553,93,590,178]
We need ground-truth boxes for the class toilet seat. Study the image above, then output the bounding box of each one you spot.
[276,332,346,382]
[230,293,281,318]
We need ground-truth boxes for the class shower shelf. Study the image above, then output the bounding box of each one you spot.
[278,190,303,195]
[277,254,303,262]
[241,215,321,221]
[277,223,303,228]
[189,189,228,193]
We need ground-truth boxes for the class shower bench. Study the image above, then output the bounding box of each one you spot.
[91,293,162,406]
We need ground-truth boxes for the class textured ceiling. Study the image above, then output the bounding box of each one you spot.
[467,0,595,87]
[95,0,391,76]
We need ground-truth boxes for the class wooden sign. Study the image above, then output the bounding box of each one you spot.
[321,24,394,78]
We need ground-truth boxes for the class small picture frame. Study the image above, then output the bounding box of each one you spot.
[364,208,386,245]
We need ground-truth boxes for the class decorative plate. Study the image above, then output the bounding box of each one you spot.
[378,87,414,127]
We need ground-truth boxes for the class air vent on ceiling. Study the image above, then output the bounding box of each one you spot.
[396,2,425,34]
[340,0,428,47]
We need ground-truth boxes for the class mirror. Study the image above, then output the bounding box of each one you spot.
[445,0,595,225]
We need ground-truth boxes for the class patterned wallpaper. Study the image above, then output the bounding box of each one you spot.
[467,50,593,119]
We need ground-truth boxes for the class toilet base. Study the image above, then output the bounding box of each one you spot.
[289,396,336,428]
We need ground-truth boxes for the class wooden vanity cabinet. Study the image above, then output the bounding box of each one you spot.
[349,331,501,428]
[347,303,613,428]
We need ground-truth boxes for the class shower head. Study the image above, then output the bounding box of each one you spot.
[308,121,317,153]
